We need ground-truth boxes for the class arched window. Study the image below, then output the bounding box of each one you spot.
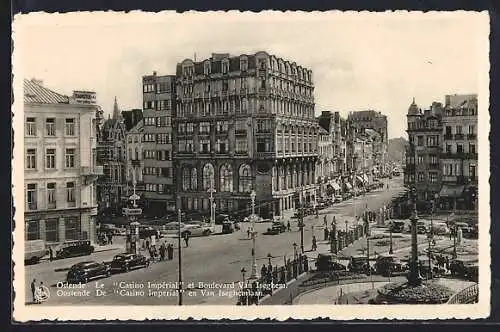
[238,164,252,192]
[220,164,233,192]
[182,167,191,191]
[191,168,198,190]
[202,163,215,190]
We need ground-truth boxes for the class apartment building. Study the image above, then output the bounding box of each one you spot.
[141,73,176,216]
[24,79,102,244]
[440,94,478,210]
[173,52,319,218]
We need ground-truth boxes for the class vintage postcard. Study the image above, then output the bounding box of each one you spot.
[12,10,490,321]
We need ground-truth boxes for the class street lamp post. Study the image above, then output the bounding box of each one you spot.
[428,198,436,280]
[297,187,305,254]
[208,181,216,225]
[407,186,423,286]
[389,221,393,254]
[249,190,258,280]
[177,209,183,305]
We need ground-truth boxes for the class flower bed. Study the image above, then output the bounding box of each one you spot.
[377,281,454,304]
[300,271,365,288]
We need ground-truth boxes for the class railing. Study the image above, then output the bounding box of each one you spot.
[468,133,477,139]
[444,134,453,140]
[454,133,465,140]
[447,283,478,304]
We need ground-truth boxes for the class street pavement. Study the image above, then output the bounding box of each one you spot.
[26,177,407,305]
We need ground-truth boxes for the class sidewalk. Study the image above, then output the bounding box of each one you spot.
[40,243,124,262]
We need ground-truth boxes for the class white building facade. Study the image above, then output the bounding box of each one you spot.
[24,79,102,245]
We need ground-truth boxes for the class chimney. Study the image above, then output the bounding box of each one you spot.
[153,71,157,76]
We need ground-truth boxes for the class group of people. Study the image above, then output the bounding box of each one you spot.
[97,231,113,246]
[143,239,174,262]
[30,279,49,304]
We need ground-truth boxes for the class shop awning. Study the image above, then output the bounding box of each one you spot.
[439,185,465,198]
[331,182,341,191]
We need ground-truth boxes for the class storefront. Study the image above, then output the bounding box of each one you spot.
[439,185,465,210]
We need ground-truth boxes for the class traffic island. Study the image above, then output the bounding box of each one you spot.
[375,280,454,304]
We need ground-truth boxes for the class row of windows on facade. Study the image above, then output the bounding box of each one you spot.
[177,120,317,135]
[143,99,173,110]
[180,197,237,213]
[142,166,172,178]
[25,117,77,137]
[175,98,314,119]
[405,173,440,183]
[181,57,313,83]
[144,183,172,193]
[26,217,82,242]
[443,108,477,117]
[127,135,141,144]
[141,133,172,144]
[26,182,76,210]
[444,125,476,136]
[177,77,314,97]
[179,163,315,194]
[140,149,172,161]
[442,164,477,178]
[128,148,170,161]
[143,116,171,127]
[177,120,272,134]
[25,148,76,169]
[143,82,172,94]
[407,119,440,130]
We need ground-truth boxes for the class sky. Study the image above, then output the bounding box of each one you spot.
[13,11,488,139]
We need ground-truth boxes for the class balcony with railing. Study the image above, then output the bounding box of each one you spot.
[440,152,478,160]
[444,133,453,140]
[428,163,440,170]
[454,133,465,140]
[468,133,477,140]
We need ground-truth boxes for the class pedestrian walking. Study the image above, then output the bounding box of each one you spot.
[247,228,251,239]
[49,246,54,262]
[31,279,37,304]
[183,232,190,247]
[261,264,268,278]
[146,240,150,249]
[167,244,174,260]
[287,220,291,232]
[107,232,113,245]
[312,235,317,251]
[159,243,166,261]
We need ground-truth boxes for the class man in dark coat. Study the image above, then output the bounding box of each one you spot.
[31,279,37,304]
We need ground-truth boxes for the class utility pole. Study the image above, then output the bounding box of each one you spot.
[178,209,183,305]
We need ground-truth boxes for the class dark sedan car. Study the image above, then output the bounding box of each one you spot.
[56,240,94,259]
[110,253,150,272]
[66,261,111,284]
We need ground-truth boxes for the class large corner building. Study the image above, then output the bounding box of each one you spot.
[173,52,319,218]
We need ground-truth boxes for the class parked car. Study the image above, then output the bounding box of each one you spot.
[66,261,111,283]
[375,254,406,277]
[390,221,406,233]
[138,226,160,239]
[159,222,213,237]
[315,253,347,272]
[25,240,48,265]
[450,259,478,281]
[347,255,373,274]
[271,221,286,233]
[110,253,150,272]
[55,240,94,259]
[222,221,236,234]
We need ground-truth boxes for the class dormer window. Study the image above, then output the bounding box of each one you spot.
[222,60,229,74]
[259,59,266,69]
[240,56,248,71]
[204,61,211,75]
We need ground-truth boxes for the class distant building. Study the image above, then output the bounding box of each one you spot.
[121,108,143,132]
[141,73,176,216]
[173,52,318,218]
[347,110,389,175]
[96,97,127,217]
[440,94,478,210]
[24,79,101,244]
[316,111,342,199]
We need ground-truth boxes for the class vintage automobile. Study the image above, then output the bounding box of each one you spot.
[25,240,48,265]
[347,255,373,274]
[215,214,230,225]
[66,261,111,283]
[450,259,478,281]
[110,253,150,272]
[271,221,287,233]
[222,221,238,234]
[390,221,406,233]
[315,253,347,272]
[375,254,406,277]
[55,240,95,259]
[159,222,213,237]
